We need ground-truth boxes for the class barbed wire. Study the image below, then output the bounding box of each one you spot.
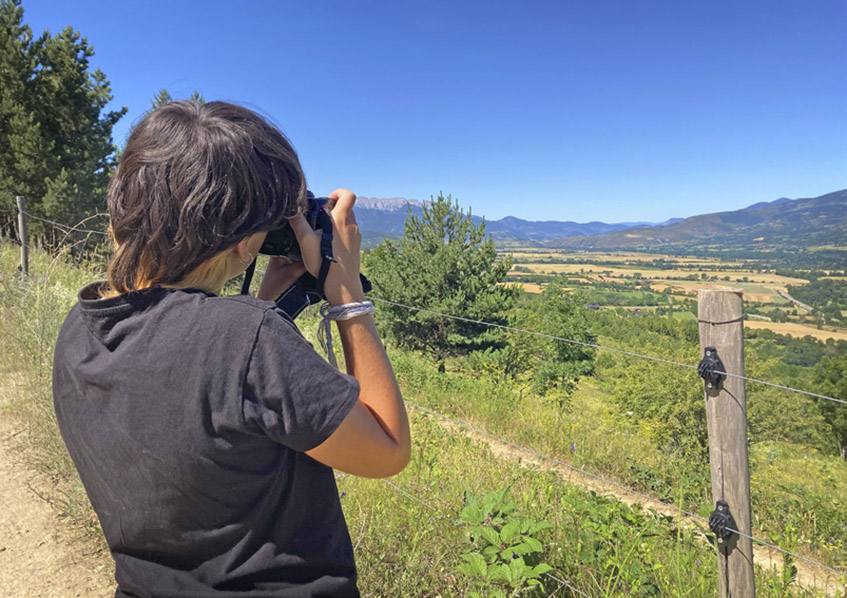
[371,298,847,407]
[404,400,847,579]
[381,479,438,512]
[726,526,847,580]
[21,210,109,236]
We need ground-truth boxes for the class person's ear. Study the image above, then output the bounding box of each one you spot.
[234,237,255,266]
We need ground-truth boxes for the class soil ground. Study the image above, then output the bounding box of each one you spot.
[0,401,115,597]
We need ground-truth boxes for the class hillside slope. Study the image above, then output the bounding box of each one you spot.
[547,189,847,252]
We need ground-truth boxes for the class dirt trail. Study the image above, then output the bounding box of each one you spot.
[0,393,843,596]
[0,398,115,597]
[424,410,847,596]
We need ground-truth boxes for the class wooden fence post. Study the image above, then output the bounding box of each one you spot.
[15,196,28,278]
[698,288,755,597]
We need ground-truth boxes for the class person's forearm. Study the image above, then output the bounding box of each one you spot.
[336,315,409,453]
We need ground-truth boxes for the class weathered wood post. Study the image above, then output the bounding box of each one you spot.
[698,288,755,597]
[15,195,28,278]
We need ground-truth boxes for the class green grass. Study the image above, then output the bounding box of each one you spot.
[0,241,107,538]
[1,241,843,597]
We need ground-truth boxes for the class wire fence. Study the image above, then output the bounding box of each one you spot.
[371,298,847,407]
[401,400,847,580]
[381,395,847,594]
[20,210,109,236]
[352,295,847,588]
[4,209,847,592]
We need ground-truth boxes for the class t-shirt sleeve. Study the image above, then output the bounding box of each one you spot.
[242,308,360,452]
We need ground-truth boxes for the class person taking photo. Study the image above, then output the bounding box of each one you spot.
[52,100,410,597]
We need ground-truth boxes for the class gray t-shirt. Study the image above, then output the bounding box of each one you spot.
[53,283,360,597]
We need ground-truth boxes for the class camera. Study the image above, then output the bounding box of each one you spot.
[250,190,371,318]
[259,191,329,259]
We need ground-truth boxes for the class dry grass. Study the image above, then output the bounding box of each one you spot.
[510,262,806,285]
[744,320,847,342]
[519,282,544,294]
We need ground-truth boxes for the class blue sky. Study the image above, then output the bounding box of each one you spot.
[23,0,847,223]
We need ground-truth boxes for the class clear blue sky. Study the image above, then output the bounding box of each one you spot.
[23,0,847,223]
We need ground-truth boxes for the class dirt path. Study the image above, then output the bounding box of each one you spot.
[1,390,843,596]
[421,408,847,596]
[0,406,115,597]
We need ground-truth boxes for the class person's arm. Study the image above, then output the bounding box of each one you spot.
[262,189,410,478]
[307,312,409,478]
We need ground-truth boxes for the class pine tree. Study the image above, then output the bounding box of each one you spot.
[0,0,41,237]
[366,193,520,361]
[151,88,173,110]
[148,88,205,113]
[0,0,125,242]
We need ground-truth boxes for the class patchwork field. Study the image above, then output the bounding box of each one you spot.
[506,249,744,267]
[508,256,806,304]
[510,262,806,286]
[744,321,847,342]
[504,248,847,342]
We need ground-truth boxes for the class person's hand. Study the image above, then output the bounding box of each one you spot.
[256,257,307,301]
[288,188,365,305]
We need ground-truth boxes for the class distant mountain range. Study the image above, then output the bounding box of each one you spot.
[355,190,847,253]
[546,189,847,251]
[357,197,663,245]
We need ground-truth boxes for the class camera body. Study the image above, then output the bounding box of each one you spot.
[259,192,329,259]
[253,190,372,318]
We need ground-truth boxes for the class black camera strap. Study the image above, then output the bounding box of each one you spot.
[240,258,257,296]
[315,208,336,298]
[239,208,335,300]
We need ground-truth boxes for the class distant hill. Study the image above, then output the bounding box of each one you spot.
[355,196,656,246]
[546,189,847,252]
[744,197,793,211]
[483,216,650,243]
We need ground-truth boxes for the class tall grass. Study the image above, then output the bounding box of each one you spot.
[0,241,107,535]
[0,241,840,596]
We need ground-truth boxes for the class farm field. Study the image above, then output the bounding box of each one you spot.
[503,247,847,343]
[745,321,847,342]
[505,249,745,267]
[509,262,807,286]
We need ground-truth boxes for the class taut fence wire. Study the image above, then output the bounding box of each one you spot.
[371,298,847,407]
[403,400,847,579]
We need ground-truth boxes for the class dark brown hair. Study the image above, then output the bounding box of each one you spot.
[104,100,306,295]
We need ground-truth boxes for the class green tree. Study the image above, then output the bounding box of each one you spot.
[512,281,596,398]
[366,193,519,361]
[151,88,173,109]
[812,355,847,459]
[0,0,125,241]
[149,88,205,112]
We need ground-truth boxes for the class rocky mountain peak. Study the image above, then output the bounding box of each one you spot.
[357,196,426,211]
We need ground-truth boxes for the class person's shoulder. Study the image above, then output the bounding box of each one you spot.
[212,295,301,335]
